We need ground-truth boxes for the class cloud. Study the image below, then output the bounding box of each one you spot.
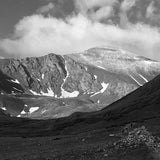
[146,1,155,18]
[91,6,114,21]
[36,2,54,14]
[119,0,137,27]
[75,0,118,20]
[0,0,160,60]
[145,1,160,26]
[75,0,118,11]
[1,13,160,60]
[120,0,137,12]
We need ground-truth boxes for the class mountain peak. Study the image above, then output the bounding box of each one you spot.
[83,46,155,62]
[68,46,160,76]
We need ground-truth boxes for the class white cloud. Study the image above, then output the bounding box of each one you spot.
[1,13,160,60]
[120,0,136,12]
[75,0,118,19]
[76,0,118,10]
[119,0,137,27]
[91,6,114,21]
[145,1,160,23]
[146,1,155,18]
[36,2,54,14]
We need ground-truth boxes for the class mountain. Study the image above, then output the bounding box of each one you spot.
[0,46,160,119]
[1,64,160,159]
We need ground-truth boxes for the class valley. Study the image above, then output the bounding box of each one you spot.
[0,47,160,159]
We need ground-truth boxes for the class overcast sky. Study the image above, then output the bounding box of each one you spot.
[0,0,160,60]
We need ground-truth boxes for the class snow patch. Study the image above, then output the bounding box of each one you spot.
[97,66,106,70]
[13,87,22,92]
[59,59,79,98]
[10,79,20,84]
[1,107,6,111]
[94,75,98,80]
[144,61,154,65]
[40,87,55,96]
[17,115,21,117]
[84,66,88,71]
[30,90,41,95]
[130,75,142,86]
[91,82,109,97]
[63,62,69,83]
[29,107,39,113]
[42,74,44,79]
[60,89,79,98]
[21,110,26,114]
[101,82,109,93]
[37,78,40,81]
[138,74,148,83]
[30,87,56,97]
[41,109,47,114]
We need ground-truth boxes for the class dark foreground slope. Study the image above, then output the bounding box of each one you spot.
[1,72,160,159]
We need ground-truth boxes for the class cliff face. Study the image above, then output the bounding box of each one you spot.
[0,53,101,98]
[0,47,160,119]
[0,54,66,96]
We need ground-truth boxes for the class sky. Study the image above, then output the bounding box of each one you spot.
[0,0,160,60]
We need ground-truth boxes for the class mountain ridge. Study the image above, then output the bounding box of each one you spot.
[0,46,160,119]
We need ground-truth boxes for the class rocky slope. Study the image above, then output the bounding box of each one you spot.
[0,46,160,118]
[1,63,160,136]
